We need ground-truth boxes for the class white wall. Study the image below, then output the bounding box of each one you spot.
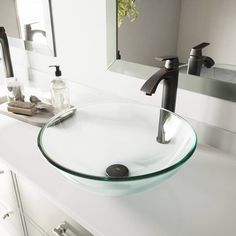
[0,0,109,88]
[52,0,108,78]
[0,0,20,38]
[177,0,236,65]
[23,0,108,80]
[118,0,181,67]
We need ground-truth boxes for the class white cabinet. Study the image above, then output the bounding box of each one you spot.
[0,161,92,236]
[0,163,17,210]
[0,162,25,236]
[17,176,93,236]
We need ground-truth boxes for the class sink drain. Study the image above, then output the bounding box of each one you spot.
[106,164,129,178]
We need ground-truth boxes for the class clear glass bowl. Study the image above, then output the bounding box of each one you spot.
[38,102,197,196]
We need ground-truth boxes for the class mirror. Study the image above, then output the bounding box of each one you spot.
[117,0,236,102]
[0,0,56,56]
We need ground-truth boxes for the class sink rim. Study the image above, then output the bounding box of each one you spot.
[37,102,197,182]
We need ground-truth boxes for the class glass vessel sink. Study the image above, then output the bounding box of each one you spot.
[38,102,197,196]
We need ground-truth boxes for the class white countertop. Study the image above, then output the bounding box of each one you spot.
[0,87,236,236]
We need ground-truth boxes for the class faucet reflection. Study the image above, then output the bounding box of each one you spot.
[187,42,215,76]
[0,27,24,101]
[24,23,46,42]
[0,27,14,78]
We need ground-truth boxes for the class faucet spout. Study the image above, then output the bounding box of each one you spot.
[141,69,169,96]
[141,56,179,112]
[202,56,215,68]
[0,27,14,78]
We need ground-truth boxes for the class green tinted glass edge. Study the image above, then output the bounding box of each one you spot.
[37,105,197,182]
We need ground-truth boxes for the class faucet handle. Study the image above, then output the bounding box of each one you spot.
[155,56,179,70]
[190,42,210,57]
[192,42,210,50]
[155,56,178,61]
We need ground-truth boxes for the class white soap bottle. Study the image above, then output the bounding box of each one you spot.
[49,65,70,114]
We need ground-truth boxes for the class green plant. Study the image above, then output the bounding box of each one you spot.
[118,0,138,27]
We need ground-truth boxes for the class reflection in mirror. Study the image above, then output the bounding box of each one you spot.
[118,0,236,84]
[0,0,56,56]
[16,0,47,44]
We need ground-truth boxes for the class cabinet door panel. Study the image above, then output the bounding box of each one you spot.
[17,177,92,236]
[0,163,25,236]
[0,163,18,209]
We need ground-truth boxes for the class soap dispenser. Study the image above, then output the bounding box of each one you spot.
[49,65,70,114]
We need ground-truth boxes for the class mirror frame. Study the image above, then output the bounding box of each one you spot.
[106,0,236,103]
[13,0,56,56]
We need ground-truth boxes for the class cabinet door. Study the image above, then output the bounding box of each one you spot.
[0,163,25,236]
[17,176,93,236]
[0,205,25,236]
[0,163,18,209]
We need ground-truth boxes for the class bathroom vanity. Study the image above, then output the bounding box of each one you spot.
[0,83,235,236]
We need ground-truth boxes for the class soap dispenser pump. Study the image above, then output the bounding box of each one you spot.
[49,65,70,114]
